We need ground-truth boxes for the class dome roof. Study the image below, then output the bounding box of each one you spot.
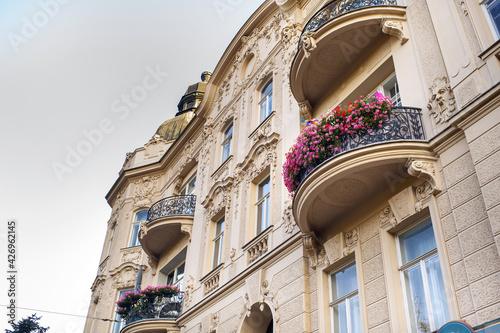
[154,111,195,142]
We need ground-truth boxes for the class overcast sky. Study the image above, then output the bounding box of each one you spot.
[0,1,263,331]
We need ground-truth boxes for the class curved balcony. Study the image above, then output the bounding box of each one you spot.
[292,107,433,236]
[139,195,195,259]
[121,293,183,333]
[290,0,406,108]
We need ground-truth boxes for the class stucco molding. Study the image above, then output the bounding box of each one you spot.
[427,76,457,125]
[381,19,408,44]
[133,175,160,208]
[405,158,441,211]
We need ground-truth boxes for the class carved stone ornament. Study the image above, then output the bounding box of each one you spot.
[133,175,160,208]
[184,275,195,308]
[275,0,299,12]
[379,206,397,228]
[181,223,193,241]
[148,255,158,276]
[203,179,233,222]
[344,228,359,247]
[121,246,142,263]
[381,19,408,45]
[209,312,219,333]
[108,211,118,229]
[109,263,142,289]
[230,248,237,262]
[302,232,320,268]
[427,77,457,124]
[122,151,134,168]
[259,280,281,333]
[459,0,468,16]
[406,159,441,211]
[299,100,312,123]
[241,293,252,318]
[301,32,317,58]
[282,200,297,234]
[144,134,168,159]
[91,274,106,304]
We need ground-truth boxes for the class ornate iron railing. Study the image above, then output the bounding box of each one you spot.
[124,293,184,325]
[298,107,425,183]
[301,0,397,41]
[147,195,196,223]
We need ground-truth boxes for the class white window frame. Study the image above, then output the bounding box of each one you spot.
[255,176,271,235]
[111,289,133,333]
[221,123,233,163]
[481,0,500,39]
[371,73,401,106]
[396,218,450,332]
[259,80,273,123]
[328,261,361,333]
[166,261,185,290]
[179,175,196,196]
[212,216,225,269]
[129,210,147,247]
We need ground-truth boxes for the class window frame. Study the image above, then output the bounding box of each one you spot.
[396,217,450,333]
[482,0,500,39]
[212,216,225,269]
[166,261,185,290]
[259,79,273,123]
[255,175,271,235]
[371,73,401,107]
[129,209,148,247]
[221,123,233,163]
[179,175,196,196]
[328,261,361,333]
[111,289,133,333]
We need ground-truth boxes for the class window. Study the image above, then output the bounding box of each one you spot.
[372,74,401,106]
[397,218,450,332]
[167,262,185,290]
[180,175,196,196]
[256,176,270,234]
[111,289,132,333]
[484,0,500,38]
[107,228,115,256]
[129,210,147,247]
[329,262,361,333]
[212,216,225,269]
[221,123,233,162]
[259,80,273,122]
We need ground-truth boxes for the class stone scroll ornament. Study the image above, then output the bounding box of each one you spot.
[406,159,441,211]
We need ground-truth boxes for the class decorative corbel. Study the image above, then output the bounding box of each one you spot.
[343,227,359,256]
[147,255,158,276]
[301,32,317,58]
[381,19,408,45]
[406,159,441,211]
[181,223,193,241]
[299,100,312,123]
[302,232,319,268]
[379,206,397,228]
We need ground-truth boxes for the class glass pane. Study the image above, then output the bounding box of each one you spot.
[405,264,430,333]
[349,294,362,333]
[176,262,185,281]
[222,143,231,161]
[425,255,450,329]
[332,262,358,300]
[258,177,270,198]
[130,224,139,246]
[263,81,272,96]
[136,210,148,221]
[213,238,221,268]
[188,177,196,194]
[216,218,225,234]
[488,0,500,34]
[257,202,264,234]
[225,124,233,138]
[167,271,174,285]
[399,219,436,264]
[332,300,348,333]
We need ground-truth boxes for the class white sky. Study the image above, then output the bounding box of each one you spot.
[0,1,263,331]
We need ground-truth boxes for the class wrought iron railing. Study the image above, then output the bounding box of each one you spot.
[300,0,397,42]
[298,107,425,183]
[147,195,196,223]
[124,293,184,325]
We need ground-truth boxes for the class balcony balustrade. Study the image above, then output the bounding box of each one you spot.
[300,0,397,44]
[298,107,425,185]
[147,195,196,222]
[124,293,184,326]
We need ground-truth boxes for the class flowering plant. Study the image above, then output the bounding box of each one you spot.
[283,92,393,194]
[115,285,180,318]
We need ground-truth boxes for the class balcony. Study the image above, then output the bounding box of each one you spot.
[292,107,435,236]
[139,195,195,259]
[290,0,406,110]
[121,293,183,333]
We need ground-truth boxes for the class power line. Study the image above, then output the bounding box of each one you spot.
[0,304,118,322]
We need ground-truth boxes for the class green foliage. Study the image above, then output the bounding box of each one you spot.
[5,314,49,333]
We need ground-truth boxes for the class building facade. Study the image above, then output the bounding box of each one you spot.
[84,0,500,332]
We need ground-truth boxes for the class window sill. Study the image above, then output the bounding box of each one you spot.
[242,225,273,264]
